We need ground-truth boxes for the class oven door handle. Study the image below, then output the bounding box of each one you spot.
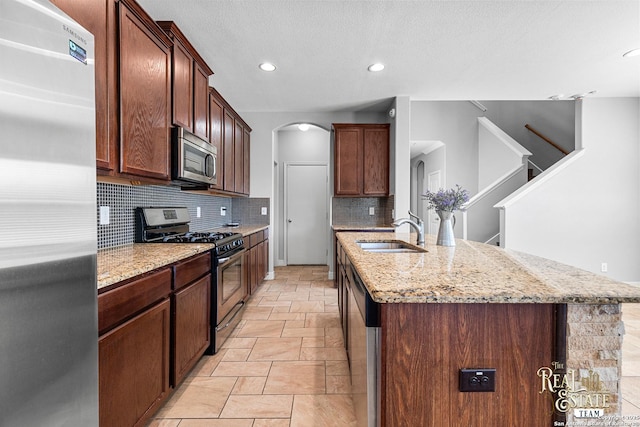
[217,248,246,266]
[215,300,245,332]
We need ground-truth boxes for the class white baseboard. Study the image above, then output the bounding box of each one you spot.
[265,271,275,280]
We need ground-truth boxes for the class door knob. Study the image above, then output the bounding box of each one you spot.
[287,219,292,223]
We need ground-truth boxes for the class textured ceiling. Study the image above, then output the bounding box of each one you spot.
[137,0,640,113]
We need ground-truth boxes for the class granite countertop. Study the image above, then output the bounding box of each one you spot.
[97,225,268,290]
[337,232,640,304]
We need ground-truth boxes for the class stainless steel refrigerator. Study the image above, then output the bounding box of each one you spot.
[0,0,98,425]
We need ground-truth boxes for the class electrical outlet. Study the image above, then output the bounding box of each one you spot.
[99,206,110,225]
[196,207,201,218]
[369,207,375,215]
[459,368,496,392]
[601,263,608,272]
[261,207,268,215]
[220,206,227,216]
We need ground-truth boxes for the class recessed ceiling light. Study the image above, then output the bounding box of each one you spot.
[259,62,276,72]
[368,63,385,72]
[623,48,640,58]
[298,123,310,132]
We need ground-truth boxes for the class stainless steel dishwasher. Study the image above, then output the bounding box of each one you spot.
[348,266,381,427]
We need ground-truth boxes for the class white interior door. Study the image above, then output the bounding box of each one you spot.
[427,170,441,235]
[285,163,328,265]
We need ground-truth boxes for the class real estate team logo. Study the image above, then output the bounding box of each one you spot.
[537,361,611,421]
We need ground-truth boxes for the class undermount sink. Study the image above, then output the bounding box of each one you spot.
[356,240,426,253]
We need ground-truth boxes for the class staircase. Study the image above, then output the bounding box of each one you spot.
[460,118,570,246]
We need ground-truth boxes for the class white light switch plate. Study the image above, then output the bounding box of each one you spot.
[196,207,201,218]
[261,207,268,215]
[369,207,375,215]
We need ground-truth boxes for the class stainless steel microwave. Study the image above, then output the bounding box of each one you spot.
[172,127,216,187]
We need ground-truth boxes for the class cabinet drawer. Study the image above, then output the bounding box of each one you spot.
[248,232,259,248]
[173,252,211,291]
[98,268,172,334]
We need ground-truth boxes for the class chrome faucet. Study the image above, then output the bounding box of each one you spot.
[392,211,425,246]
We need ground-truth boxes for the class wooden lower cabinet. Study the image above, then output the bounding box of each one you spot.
[245,230,269,294]
[381,303,554,426]
[99,298,171,427]
[335,240,554,426]
[173,274,211,386]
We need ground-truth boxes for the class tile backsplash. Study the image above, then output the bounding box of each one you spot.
[97,182,269,249]
[332,196,394,227]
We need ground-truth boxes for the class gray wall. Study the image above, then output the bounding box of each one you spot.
[482,100,575,170]
[275,127,330,264]
[410,100,577,197]
[241,110,388,274]
[411,101,481,196]
[500,98,639,282]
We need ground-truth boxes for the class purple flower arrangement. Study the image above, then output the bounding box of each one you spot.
[422,185,469,212]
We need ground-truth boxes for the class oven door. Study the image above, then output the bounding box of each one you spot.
[215,248,247,352]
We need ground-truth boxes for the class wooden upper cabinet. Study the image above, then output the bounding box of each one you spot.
[217,92,251,196]
[223,109,235,192]
[333,123,389,196]
[118,0,172,181]
[170,39,193,130]
[158,21,213,141]
[363,126,389,195]
[243,128,250,195]
[193,63,209,140]
[208,88,224,190]
[234,121,244,194]
[334,126,363,195]
[49,0,118,174]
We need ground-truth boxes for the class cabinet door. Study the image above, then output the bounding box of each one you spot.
[174,275,211,386]
[193,62,209,139]
[171,39,193,131]
[243,128,251,195]
[257,240,267,283]
[223,109,235,191]
[99,298,170,427]
[209,92,224,189]
[50,0,117,173]
[334,127,363,195]
[118,2,171,180]
[234,121,244,193]
[363,126,389,195]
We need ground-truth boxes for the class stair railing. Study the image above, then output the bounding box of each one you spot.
[525,124,569,156]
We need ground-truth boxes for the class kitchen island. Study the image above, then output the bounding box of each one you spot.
[336,232,640,427]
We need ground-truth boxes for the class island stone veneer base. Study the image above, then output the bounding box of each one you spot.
[566,303,624,422]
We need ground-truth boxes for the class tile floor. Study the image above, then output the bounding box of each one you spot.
[148,265,357,427]
[147,267,640,426]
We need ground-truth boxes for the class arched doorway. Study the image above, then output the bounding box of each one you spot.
[273,123,331,266]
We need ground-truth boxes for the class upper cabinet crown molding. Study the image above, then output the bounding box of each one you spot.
[156,21,213,76]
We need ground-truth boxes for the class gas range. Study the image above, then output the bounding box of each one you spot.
[135,207,244,257]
